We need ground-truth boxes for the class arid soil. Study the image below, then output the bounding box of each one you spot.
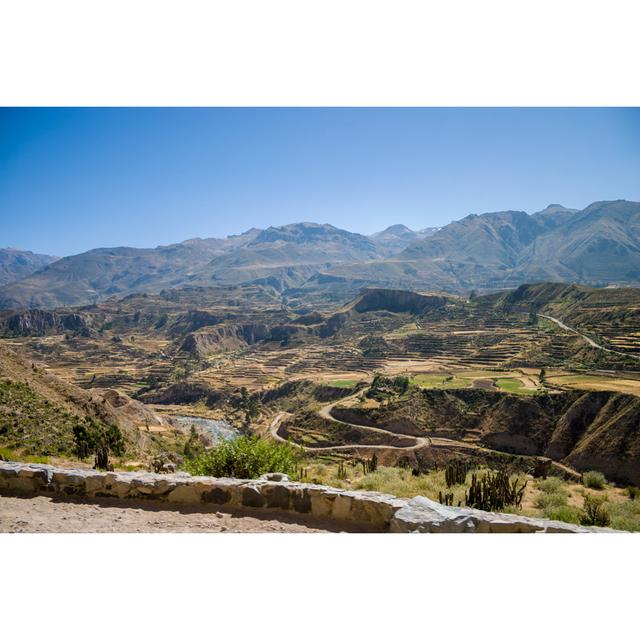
[0,494,356,533]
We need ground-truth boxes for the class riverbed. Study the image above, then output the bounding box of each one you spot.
[175,416,240,444]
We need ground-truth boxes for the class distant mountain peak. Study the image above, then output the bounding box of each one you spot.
[0,248,59,287]
[381,224,412,234]
[533,204,577,217]
[2,199,639,309]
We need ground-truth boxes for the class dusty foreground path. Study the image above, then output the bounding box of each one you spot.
[0,494,355,533]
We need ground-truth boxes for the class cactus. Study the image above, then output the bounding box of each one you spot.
[292,464,309,481]
[359,453,378,475]
[464,470,527,511]
[438,491,463,507]
[445,459,469,487]
[337,460,347,480]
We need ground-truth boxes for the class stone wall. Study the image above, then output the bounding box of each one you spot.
[0,461,611,533]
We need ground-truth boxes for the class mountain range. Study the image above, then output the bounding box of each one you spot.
[0,199,638,309]
[0,248,58,287]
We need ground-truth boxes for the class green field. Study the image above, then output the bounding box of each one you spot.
[411,374,472,389]
[326,379,358,388]
[409,371,538,395]
[495,377,538,395]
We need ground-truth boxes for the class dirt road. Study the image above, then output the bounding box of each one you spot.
[539,314,640,360]
[269,389,581,480]
[0,494,354,533]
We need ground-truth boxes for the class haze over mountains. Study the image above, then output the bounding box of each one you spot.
[1,199,638,310]
[0,248,58,287]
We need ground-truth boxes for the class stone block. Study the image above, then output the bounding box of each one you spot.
[242,485,266,508]
[263,483,291,510]
[291,487,311,513]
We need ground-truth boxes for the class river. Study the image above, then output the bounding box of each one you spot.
[175,416,240,444]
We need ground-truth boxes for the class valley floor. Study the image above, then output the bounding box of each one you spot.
[0,494,353,533]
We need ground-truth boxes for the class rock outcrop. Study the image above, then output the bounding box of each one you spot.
[0,309,90,337]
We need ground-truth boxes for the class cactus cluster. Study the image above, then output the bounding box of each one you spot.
[445,459,470,487]
[465,470,527,511]
[294,465,308,481]
[438,491,461,507]
[359,453,378,475]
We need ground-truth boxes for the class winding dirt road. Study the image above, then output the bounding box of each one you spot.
[539,314,640,361]
[268,387,581,479]
[268,409,430,452]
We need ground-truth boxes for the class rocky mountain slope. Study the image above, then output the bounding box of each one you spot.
[321,200,640,294]
[1,200,638,309]
[369,224,439,255]
[0,248,58,286]
[0,343,170,457]
[0,223,387,309]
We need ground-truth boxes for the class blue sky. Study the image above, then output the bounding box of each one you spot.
[1,107,639,257]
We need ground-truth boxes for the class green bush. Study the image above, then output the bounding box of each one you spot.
[536,491,568,510]
[535,476,569,510]
[580,495,611,527]
[607,498,640,532]
[182,435,301,479]
[536,476,565,494]
[583,471,606,489]
[544,504,582,525]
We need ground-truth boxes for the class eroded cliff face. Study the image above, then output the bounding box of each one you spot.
[179,323,271,356]
[1,309,90,337]
[333,388,640,485]
[352,288,448,315]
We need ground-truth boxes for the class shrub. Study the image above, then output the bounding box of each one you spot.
[536,491,567,510]
[544,504,582,525]
[182,435,301,479]
[580,495,611,527]
[583,471,606,489]
[537,476,565,494]
[627,486,640,501]
[607,498,640,532]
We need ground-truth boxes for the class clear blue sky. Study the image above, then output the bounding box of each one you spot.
[1,107,639,257]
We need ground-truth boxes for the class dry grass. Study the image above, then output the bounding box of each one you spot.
[298,459,640,531]
[546,373,640,396]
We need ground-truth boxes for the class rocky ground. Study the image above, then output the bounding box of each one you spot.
[0,494,355,533]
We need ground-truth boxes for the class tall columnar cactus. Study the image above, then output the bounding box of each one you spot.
[445,459,469,487]
[465,470,527,511]
[359,453,378,475]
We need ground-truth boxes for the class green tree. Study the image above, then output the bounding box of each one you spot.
[72,417,125,470]
[239,386,261,426]
[184,425,203,459]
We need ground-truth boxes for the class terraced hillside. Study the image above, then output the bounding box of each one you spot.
[304,386,640,485]
[3,283,639,404]
[0,343,173,462]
